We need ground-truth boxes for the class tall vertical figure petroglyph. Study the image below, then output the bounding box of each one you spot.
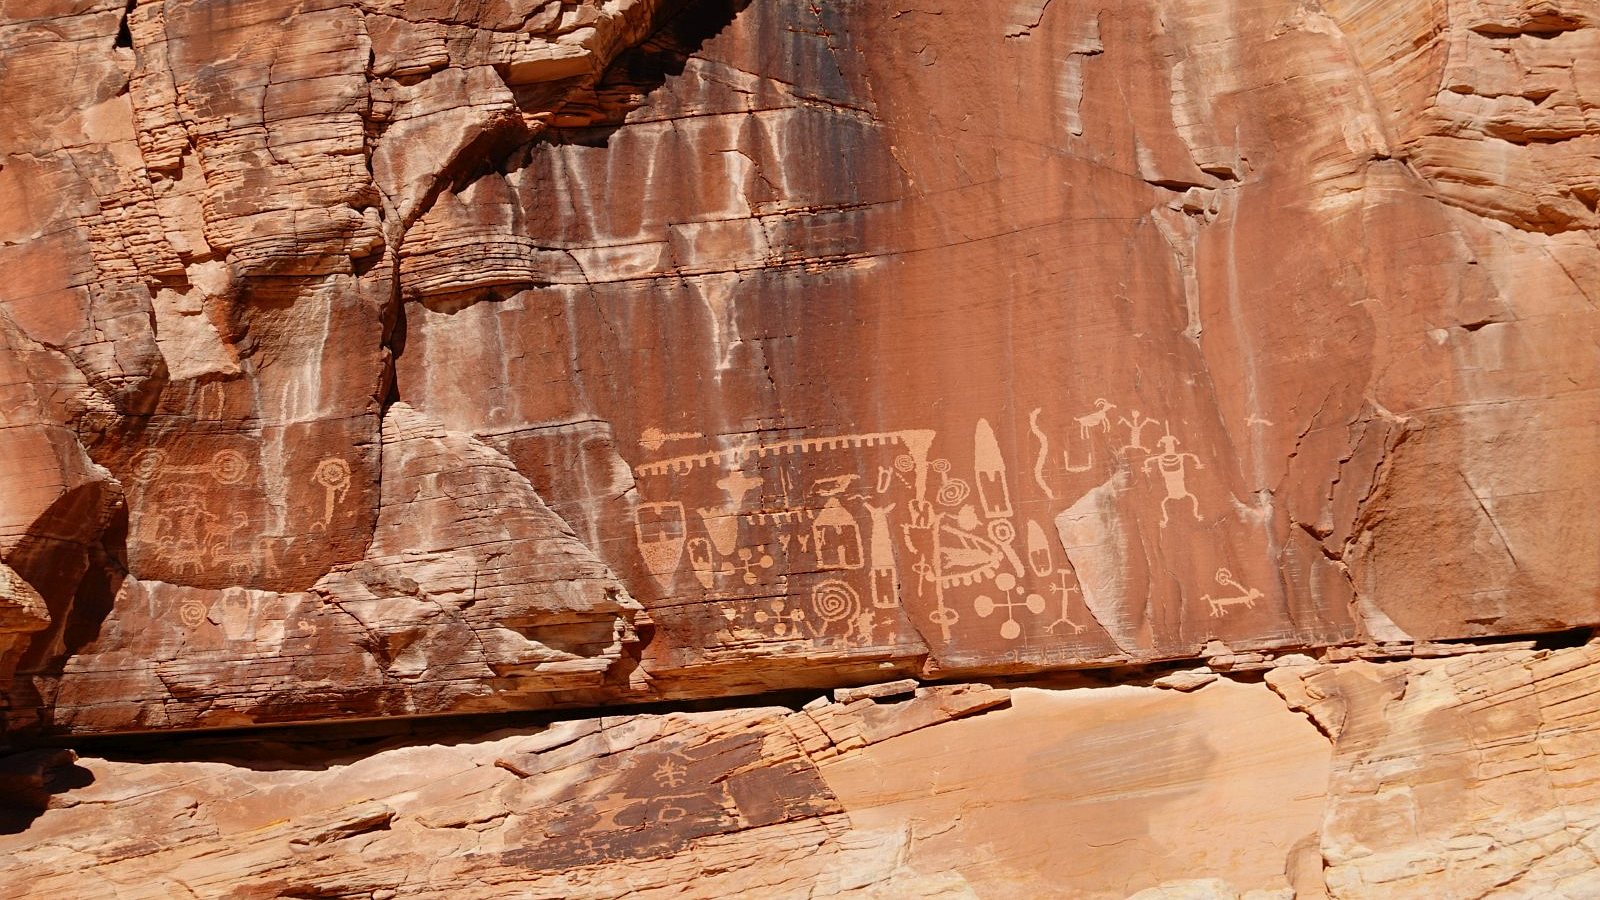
[635,501,688,591]
[973,419,1014,520]
[865,502,900,609]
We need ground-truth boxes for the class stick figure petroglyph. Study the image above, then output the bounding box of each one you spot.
[1118,410,1162,453]
[1076,399,1115,438]
[651,757,689,789]
[1203,567,1263,617]
[1142,433,1204,527]
[1047,571,1086,635]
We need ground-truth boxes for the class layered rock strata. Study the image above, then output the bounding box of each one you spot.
[6,641,1600,898]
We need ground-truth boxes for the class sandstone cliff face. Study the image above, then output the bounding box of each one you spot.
[1,0,1598,895]
[6,0,1598,735]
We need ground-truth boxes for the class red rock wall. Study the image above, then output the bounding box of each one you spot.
[1,0,1596,738]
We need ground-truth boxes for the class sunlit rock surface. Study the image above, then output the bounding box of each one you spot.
[1,0,1597,895]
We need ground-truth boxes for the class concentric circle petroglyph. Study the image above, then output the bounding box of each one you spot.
[810,579,860,624]
[129,449,167,483]
[210,450,249,485]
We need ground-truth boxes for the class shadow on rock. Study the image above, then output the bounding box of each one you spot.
[0,749,94,835]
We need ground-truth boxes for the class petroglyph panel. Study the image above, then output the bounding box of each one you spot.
[625,398,1342,675]
[117,434,374,593]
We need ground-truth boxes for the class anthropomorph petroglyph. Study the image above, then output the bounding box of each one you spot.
[1142,433,1204,527]
[1118,410,1162,453]
[1046,572,1086,635]
[865,502,900,608]
[812,498,864,570]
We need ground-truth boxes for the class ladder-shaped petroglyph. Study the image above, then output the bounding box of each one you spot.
[633,430,935,481]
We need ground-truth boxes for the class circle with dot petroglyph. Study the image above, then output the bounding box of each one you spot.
[987,519,1016,545]
[129,449,167,483]
[313,457,351,490]
[810,579,861,624]
[210,449,249,485]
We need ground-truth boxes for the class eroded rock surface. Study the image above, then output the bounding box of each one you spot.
[3,0,1598,737]
[7,643,1600,897]
[1,0,1598,894]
